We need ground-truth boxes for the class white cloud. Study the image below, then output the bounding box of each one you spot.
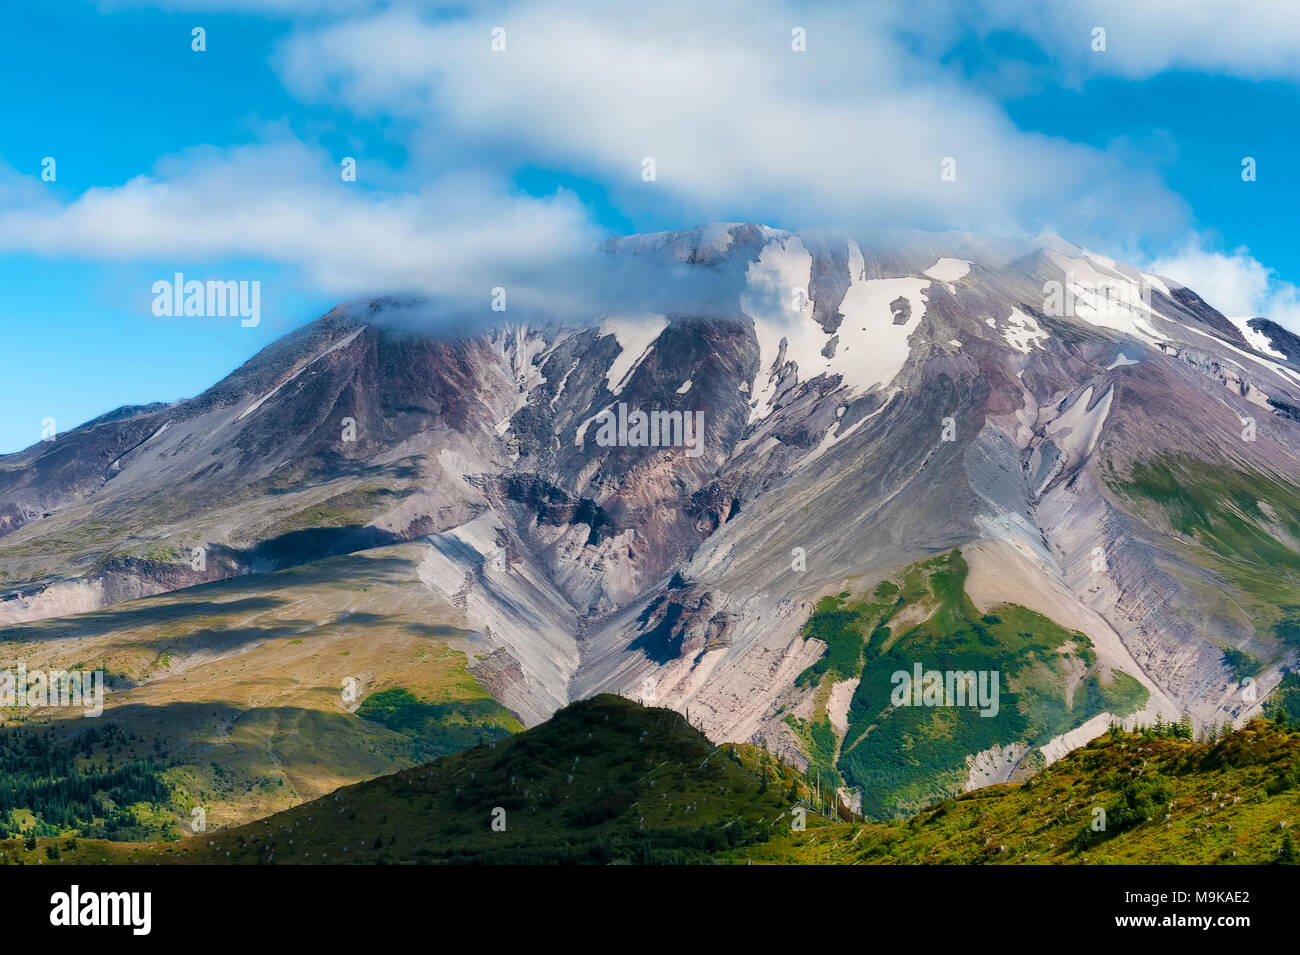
[27,0,1299,323]
[966,0,1300,82]
[0,140,602,305]
[1147,242,1300,330]
[276,1,1189,241]
[109,0,1300,82]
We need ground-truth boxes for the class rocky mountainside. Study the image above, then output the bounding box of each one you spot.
[4,223,1300,819]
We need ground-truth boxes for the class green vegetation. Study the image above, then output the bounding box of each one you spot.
[1222,646,1260,680]
[136,544,181,563]
[356,687,518,759]
[0,723,176,841]
[273,486,405,535]
[752,716,1300,864]
[1274,608,1300,648]
[794,599,870,687]
[795,550,1148,818]
[783,714,841,790]
[1266,673,1300,727]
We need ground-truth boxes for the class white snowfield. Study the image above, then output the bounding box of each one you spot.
[1106,352,1140,370]
[1045,250,1164,341]
[1040,249,1300,389]
[742,235,930,422]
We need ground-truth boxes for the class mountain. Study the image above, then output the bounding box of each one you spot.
[10,695,1300,865]
[4,223,1300,829]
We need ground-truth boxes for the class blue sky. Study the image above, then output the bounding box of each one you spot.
[4,0,1300,452]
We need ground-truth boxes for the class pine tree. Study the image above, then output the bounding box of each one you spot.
[1280,831,1296,865]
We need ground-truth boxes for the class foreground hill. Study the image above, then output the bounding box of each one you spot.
[755,716,1300,864]
[9,695,1300,865]
[8,695,811,865]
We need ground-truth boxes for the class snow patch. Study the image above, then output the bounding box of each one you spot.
[741,237,930,423]
[742,235,815,422]
[1045,251,1163,342]
[142,421,171,445]
[1140,272,1171,297]
[599,314,668,395]
[1084,250,1121,274]
[549,358,580,411]
[829,242,930,390]
[574,402,616,449]
[1228,316,1287,359]
[1179,320,1300,386]
[237,326,365,422]
[1106,352,1140,370]
[923,257,971,283]
[795,389,897,470]
[1002,307,1048,354]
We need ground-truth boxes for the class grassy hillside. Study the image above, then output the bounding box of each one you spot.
[749,717,1300,864]
[0,543,521,838]
[6,695,817,865]
[10,695,1300,865]
[790,550,1147,818]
